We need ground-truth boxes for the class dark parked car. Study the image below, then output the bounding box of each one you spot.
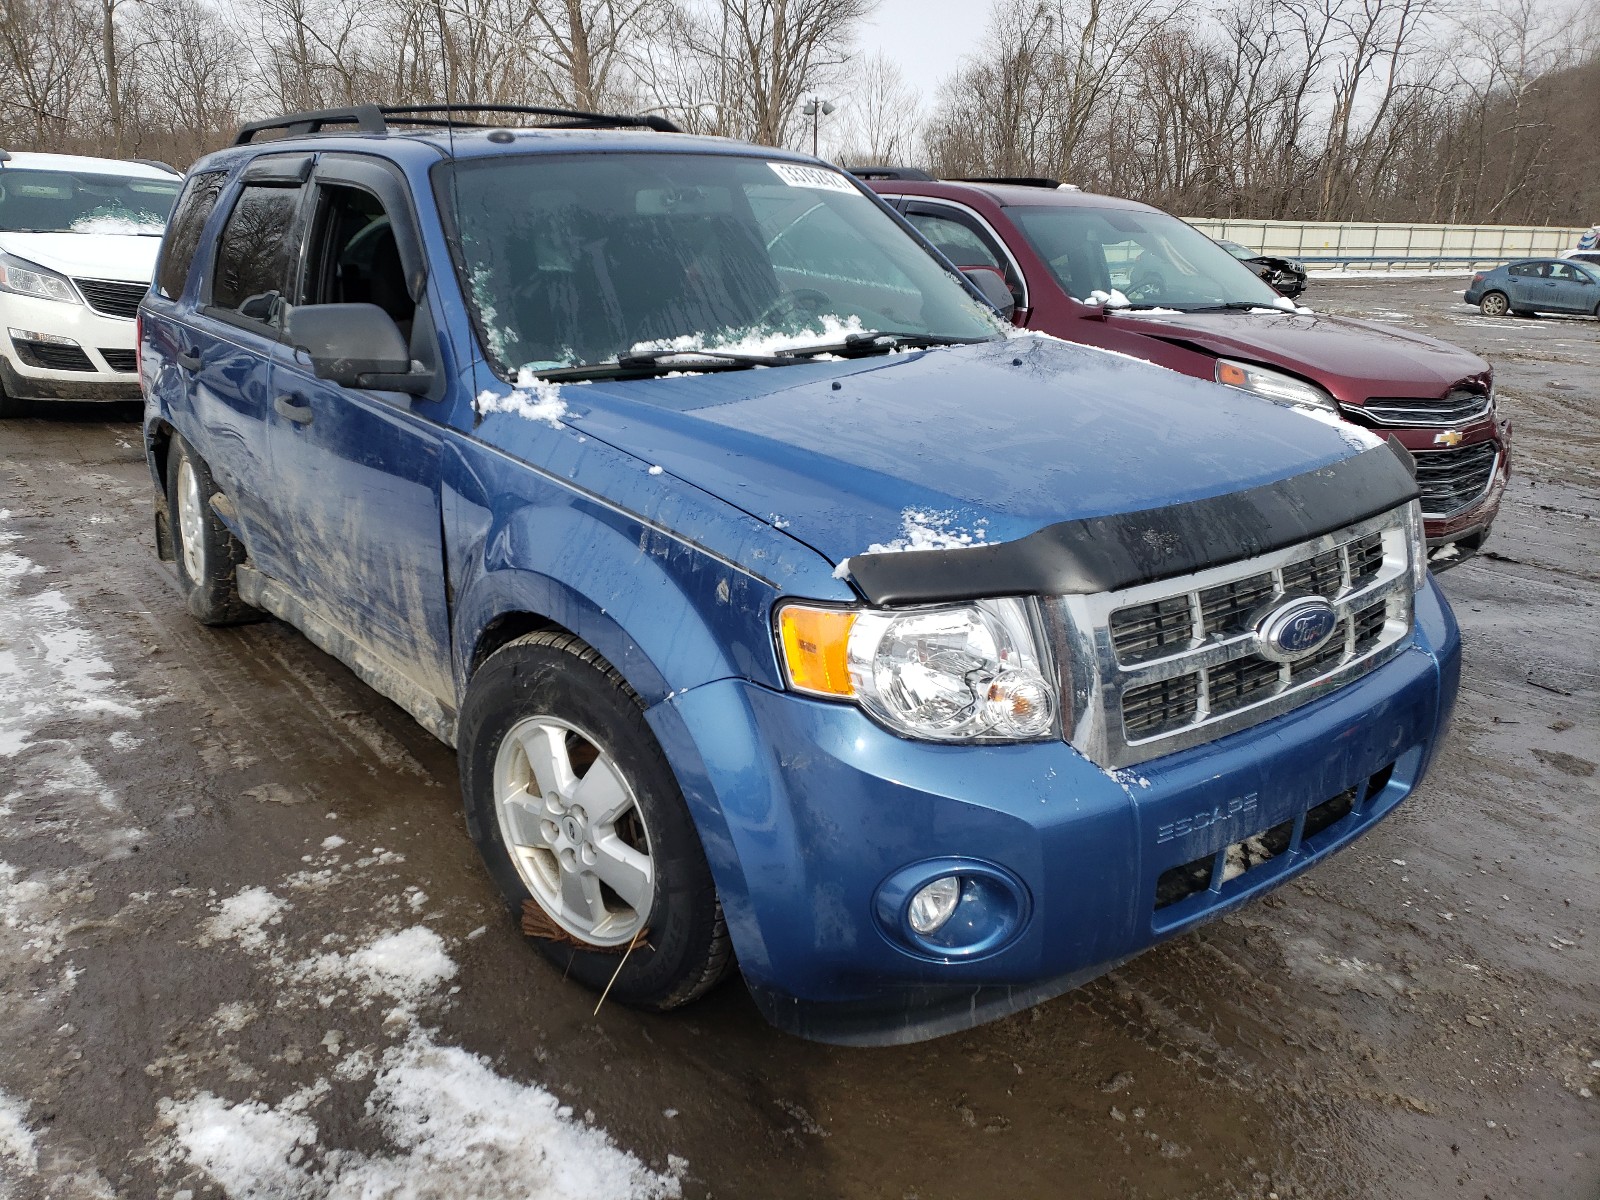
[858,172,1510,561]
[1465,258,1600,318]
[1216,238,1307,298]
[141,110,1459,1043]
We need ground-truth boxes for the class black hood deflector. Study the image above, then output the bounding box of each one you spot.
[846,441,1419,606]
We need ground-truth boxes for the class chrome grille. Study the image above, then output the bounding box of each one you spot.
[1414,442,1498,518]
[1352,387,1492,428]
[1056,508,1415,768]
[73,277,147,319]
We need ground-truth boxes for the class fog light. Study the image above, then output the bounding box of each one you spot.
[9,328,79,347]
[908,876,961,934]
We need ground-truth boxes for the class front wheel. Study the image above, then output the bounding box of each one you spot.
[459,631,731,1011]
[1479,291,1510,317]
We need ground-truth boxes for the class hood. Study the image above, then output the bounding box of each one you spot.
[0,231,160,283]
[1113,309,1489,400]
[533,335,1382,568]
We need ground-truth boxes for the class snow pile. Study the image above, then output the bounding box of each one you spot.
[0,1088,38,1174]
[166,891,683,1200]
[1084,288,1131,308]
[162,1031,685,1200]
[475,370,568,427]
[201,886,289,954]
[69,214,164,235]
[865,508,988,555]
[300,926,457,1005]
[0,511,144,857]
[630,313,866,358]
[833,509,989,580]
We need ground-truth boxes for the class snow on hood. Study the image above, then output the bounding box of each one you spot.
[506,335,1377,568]
[1109,307,1488,393]
[0,230,158,283]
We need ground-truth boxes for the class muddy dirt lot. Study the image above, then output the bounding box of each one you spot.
[1,277,1596,1199]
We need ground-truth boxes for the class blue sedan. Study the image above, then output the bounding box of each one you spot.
[1465,258,1600,317]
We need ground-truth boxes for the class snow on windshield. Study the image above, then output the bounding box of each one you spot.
[631,314,867,357]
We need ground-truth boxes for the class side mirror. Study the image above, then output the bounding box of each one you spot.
[960,265,1016,320]
[284,303,433,395]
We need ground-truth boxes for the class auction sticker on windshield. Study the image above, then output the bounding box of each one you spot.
[769,163,858,194]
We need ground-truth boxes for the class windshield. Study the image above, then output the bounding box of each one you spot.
[1010,206,1284,311]
[442,152,1004,375]
[0,168,181,235]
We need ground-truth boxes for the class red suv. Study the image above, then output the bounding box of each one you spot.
[857,170,1510,560]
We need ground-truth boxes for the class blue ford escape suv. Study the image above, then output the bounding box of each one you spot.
[141,104,1460,1045]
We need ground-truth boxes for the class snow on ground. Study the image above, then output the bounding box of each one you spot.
[159,851,685,1199]
[163,1033,685,1200]
[0,1089,37,1174]
[0,512,144,857]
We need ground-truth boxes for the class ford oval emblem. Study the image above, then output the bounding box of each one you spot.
[1254,597,1340,663]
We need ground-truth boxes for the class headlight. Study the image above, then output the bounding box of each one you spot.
[1215,358,1336,412]
[777,597,1058,742]
[0,253,80,305]
[1402,500,1427,591]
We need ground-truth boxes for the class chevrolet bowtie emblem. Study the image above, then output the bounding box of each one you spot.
[1434,430,1465,447]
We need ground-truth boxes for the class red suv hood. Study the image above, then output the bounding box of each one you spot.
[1111,309,1490,400]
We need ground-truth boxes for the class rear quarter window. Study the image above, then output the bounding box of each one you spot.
[156,170,228,300]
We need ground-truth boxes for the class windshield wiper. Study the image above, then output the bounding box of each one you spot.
[787,331,992,359]
[534,348,793,380]
[1180,301,1293,313]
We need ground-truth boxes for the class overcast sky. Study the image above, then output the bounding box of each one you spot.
[853,0,980,109]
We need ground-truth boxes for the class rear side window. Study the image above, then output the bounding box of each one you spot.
[156,170,227,300]
[1507,262,1544,277]
[210,183,304,326]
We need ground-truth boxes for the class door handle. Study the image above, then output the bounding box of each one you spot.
[274,394,314,425]
[177,349,202,371]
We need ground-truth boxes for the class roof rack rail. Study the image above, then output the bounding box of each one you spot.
[234,103,681,146]
[845,165,935,181]
[957,176,1066,189]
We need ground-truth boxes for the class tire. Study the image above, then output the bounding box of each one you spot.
[459,631,731,1011]
[165,435,257,625]
[1479,291,1509,317]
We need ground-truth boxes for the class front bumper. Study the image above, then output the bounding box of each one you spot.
[0,292,141,401]
[650,577,1460,1044]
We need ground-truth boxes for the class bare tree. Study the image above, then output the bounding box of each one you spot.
[827,51,919,163]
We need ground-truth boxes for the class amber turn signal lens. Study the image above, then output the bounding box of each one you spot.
[777,605,857,697]
[1216,361,1248,387]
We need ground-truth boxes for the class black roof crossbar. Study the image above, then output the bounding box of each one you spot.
[234,103,681,146]
[846,165,935,181]
[958,176,1064,189]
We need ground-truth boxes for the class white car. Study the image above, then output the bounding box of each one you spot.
[0,151,182,416]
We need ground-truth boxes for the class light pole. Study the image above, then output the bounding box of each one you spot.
[801,96,835,158]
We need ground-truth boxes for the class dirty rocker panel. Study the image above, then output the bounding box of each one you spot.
[237,564,459,746]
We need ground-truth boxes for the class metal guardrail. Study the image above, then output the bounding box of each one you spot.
[1187,218,1590,270]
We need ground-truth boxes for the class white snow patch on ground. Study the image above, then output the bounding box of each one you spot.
[475,371,568,427]
[0,1088,38,1173]
[202,886,289,953]
[162,1031,684,1200]
[163,904,682,1200]
[0,512,143,855]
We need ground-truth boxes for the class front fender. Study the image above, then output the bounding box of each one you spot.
[443,435,798,707]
